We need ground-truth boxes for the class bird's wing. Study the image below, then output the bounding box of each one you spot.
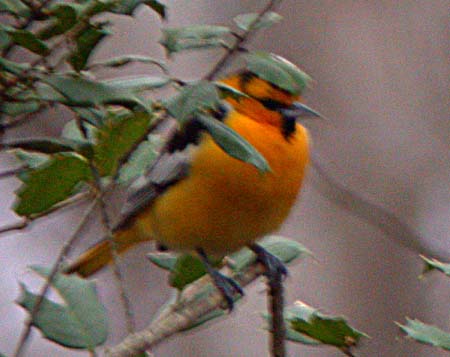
[115,148,192,231]
[115,104,229,231]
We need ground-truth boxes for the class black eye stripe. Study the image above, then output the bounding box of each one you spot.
[259,98,289,111]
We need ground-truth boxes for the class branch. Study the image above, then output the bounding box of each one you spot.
[74,111,137,334]
[106,262,267,357]
[205,0,282,80]
[13,198,99,357]
[89,162,136,334]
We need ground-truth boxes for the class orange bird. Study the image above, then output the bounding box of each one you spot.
[65,53,319,308]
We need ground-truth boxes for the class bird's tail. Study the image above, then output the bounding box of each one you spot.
[64,223,144,277]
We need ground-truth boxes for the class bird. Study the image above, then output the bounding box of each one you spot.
[64,54,320,309]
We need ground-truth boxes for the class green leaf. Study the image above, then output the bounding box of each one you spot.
[117,135,160,183]
[397,318,450,350]
[87,55,167,72]
[37,3,78,40]
[166,81,220,123]
[2,26,49,55]
[69,24,110,71]
[2,138,82,154]
[197,114,270,172]
[71,107,107,127]
[0,0,30,17]
[13,153,92,216]
[0,57,30,75]
[18,266,108,349]
[15,150,50,169]
[61,119,97,144]
[215,82,249,100]
[93,111,153,176]
[420,255,450,277]
[0,101,40,116]
[286,301,367,348]
[41,74,164,110]
[160,25,230,55]
[228,235,311,271]
[169,254,208,290]
[245,52,312,95]
[0,27,10,50]
[147,252,178,271]
[107,76,170,91]
[112,0,166,18]
[234,11,283,31]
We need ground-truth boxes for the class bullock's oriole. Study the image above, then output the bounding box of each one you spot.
[65,54,319,308]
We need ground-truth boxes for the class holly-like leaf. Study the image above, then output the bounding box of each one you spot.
[87,55,167,72]
[169,254,208,290]
[13,153,92,216]
[160,25,230,56]
[0,0,30,17]
[2,26,49,55]
[15,150,50,169]
[93,111,153,177]
[245,52,312,95]
[117,135,161,183]
[0,101,40,116]
[165,81,221,123]
[196,114,270,172]
[215,82,249,100]
[228,235,311,271]
[420,255,450,277]
[0,57,30,75]
[2,137,83,154]
[285,301,367,348]
[18,266,108,349]
[397,318,450,351]
[42,74,168,110]
[147,252,178,271]
[234,11,283,31]
[37,3,78,40]
[69,24,110,71]
[112,0,166,18]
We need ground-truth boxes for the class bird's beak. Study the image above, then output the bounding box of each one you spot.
[281,102,325,121]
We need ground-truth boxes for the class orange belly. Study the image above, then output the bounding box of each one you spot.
[137,111,310,255]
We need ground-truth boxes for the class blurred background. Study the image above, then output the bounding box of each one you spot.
[1,0,449,356]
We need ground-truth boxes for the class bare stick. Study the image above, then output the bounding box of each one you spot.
[106,262,267,357]
[13,198,99,357]
[94,171,136,334]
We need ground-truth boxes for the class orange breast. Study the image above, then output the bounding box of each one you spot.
[138,110,310,255]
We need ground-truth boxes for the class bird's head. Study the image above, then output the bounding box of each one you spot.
[220,53,322,137]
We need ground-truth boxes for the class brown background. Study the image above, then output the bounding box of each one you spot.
[1,1,449,356]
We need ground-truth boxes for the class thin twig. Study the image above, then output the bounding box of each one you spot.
[91,166,136,334]
[205,0,282,80]
[13,198,99,357]
[76,113,136,333]
[106,261,267,357]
